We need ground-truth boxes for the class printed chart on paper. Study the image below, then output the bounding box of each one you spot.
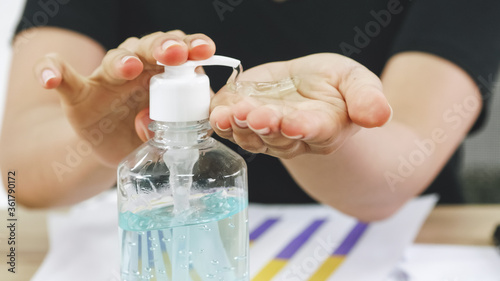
[247,196,437,281]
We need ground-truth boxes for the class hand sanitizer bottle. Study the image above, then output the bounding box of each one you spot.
[117,56,248,281]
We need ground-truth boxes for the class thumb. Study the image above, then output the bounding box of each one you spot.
[340,64,392,128]
[34,53,89,105]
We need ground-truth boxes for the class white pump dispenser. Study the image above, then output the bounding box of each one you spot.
[150,55,241,122]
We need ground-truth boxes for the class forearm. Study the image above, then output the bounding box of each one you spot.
[0,107,116,208]
[281,121,454,221]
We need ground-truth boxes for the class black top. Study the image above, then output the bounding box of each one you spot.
[15,0,500,204]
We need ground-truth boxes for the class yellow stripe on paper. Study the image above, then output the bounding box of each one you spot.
[307,256,345,281]
[162,253,172,279]
[190,268,203,281]
[251,259,288,281]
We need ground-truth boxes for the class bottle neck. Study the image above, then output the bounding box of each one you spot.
[149,119,212,146]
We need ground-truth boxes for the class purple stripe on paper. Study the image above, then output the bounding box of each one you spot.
[138,233,143,258]
[159,230,167,252]
[333,222,369,256]
[276,219,326,260]
[147,231,155,268]
[250,218,280,241]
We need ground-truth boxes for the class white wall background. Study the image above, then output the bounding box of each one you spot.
[0,1,26,208]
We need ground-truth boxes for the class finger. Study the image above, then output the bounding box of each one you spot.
[91,48,144,86]
[133,31,189,66]
[183,34,216,60]
[231,98,264,129]
[39,68,59,89]
[230,102,267,154]
[246,107,305,158]
[247,106,296,147]
[210,86,246,141]
[34,53,88,104]
[210,106,233,139]
[231,123,266,154]
[246,106,282,136]
[281,110,342,146]
[117,36,140,52]
[135,107,153,142]
[340,64,392,128]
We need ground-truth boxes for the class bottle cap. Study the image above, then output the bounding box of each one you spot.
[150,55,240,122]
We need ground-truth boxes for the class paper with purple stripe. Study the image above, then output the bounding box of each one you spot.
[250,218,280,241]
[333,222,368,255]
[276,219,326,259]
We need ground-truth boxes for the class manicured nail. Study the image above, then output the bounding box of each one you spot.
[140,122,153,140]
[234,116,248,128]
[143,126,152,140]
[121,56,139,65]
[191,39,209,48]
[42,69,56,85]
[382,104,393,127]
[216,122,231,132]
[162,40,182,51]
[282,131,304,140]
[250,126,270,135]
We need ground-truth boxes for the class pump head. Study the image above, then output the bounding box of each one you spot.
[149,55,241,122]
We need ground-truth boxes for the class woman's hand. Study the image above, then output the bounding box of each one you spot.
[210,53,392,159]
[35,31,216,166]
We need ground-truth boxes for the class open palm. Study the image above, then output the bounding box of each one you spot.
[210,53,392,158]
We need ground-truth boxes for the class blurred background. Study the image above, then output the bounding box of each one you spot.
[0,1,498,208]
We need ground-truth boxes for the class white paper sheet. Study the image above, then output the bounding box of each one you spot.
[31,191,121,281]
[31,191,438,281]
[400,244,500,281]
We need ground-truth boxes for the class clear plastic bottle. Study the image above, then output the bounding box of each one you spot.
[117,56,248,281]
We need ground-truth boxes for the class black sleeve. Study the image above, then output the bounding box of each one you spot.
[391,0,500,100]
[14,0,120,50]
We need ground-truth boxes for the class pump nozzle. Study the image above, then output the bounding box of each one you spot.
[157,55,240,71]
[150,55,241,122]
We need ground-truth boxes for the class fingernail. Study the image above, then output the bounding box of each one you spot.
[162,40,182,51]
[42,69,56,85]
[382,104,393,127]
[139,114,153,140]
[250,126,270,135]
[234,116,248,128]
[282,131,304,140]
[121,55,139,65]
[140,122,153,140]
[191,39,209,48]
[216,122,231,132]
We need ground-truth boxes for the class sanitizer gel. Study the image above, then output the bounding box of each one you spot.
[117,56,248,281]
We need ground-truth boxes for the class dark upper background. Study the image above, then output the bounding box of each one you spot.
[1,0,500,204]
